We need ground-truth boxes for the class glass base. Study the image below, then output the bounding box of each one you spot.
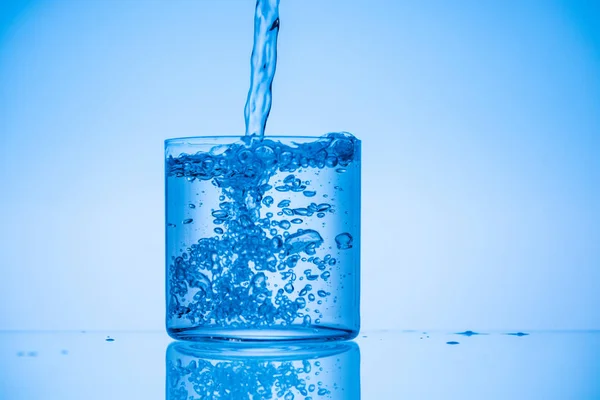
[167,325,358,342]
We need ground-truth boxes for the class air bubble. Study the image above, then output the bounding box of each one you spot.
[303,360,312,373]
[277,200,291,208]
[317,204,331,211]
[251,272,267,288]
[293,208,310,216]
[211,210,229,219]
[302,315,312,326]
[335,232,353,250]
[299,284,312,296]
[283,174,296,184]
[262,196,274,207]
[270,236,283,250]
[279,220,291,230]
[284,282,294,294]
[255,145,275,160]
[325,156,338,167]
[284,230,323,255]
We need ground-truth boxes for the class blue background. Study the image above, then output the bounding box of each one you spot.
[0,0,598,332]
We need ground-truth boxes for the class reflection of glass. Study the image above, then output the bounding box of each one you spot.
[166,340,360,399]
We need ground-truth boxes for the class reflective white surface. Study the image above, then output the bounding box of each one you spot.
[1,330,598,399]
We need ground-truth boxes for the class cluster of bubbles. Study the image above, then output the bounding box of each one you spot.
[167,357,332,400]
[166,132,357,329]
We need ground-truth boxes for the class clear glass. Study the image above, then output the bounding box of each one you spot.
[166,341,361,399]
[165,135,360,341]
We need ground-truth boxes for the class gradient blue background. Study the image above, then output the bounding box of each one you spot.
[0,0,598,332]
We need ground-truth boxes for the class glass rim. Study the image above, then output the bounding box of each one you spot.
[165,135,326,145]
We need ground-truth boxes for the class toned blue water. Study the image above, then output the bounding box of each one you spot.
[165,133,360,340]
[165,0,361,340]
[244,0,280,138]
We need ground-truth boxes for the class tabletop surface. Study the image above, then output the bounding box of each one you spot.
[1,330,599,399]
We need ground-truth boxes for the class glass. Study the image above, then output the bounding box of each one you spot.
[166,341,361,399]
[165,135,361,341]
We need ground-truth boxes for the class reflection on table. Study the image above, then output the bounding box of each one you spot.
[166,340,360,399]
